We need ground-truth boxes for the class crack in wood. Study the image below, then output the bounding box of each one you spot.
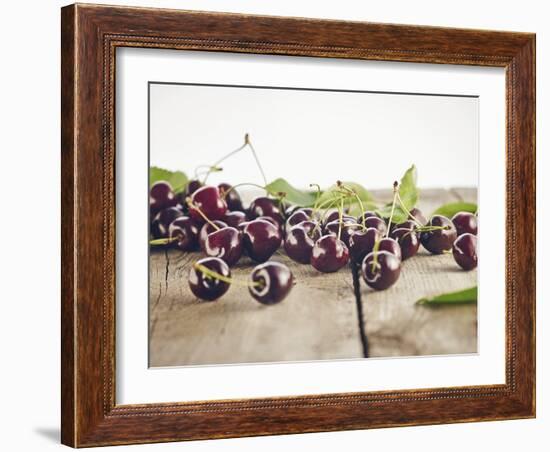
[351,262,369,358]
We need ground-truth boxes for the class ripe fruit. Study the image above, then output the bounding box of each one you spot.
[378,237,402,261]
[310,235,350,273]
[185,179,203,197]
[150,181,177,216]
[452,211,478,236]
[188,257,230,301]
[284,221,321,264]
[249,262,294,305]
[218,183,244,212]
[222,211,247,229]
[247,197,284,225]
[453,233,478,270]
[409,207,427,225]
[188,185,227,222]
[357,210,381,224]
[168,216,200,251]
[363,216,387,235]
[420,215,457,254]
[348,227,380,263]
[151,206,183,239]
[361,251,401,290]
[242,219,283,262]
[286,209,314,230]
[390,227,420,260]
[204,226,243,266]
[324,219,361,247]
[198,220,228,251]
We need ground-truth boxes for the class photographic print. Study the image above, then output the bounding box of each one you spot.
[148,82,478,367]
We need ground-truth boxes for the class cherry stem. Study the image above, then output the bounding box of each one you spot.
[414,225,451,232]
[310,183,322,210]
[195,165,222,179]
[313,193,347,221]
[149,237,177,246]
[371,236,381,273]
[396,192,423,228]
[385,181,399,238]
[193,263,262,287]
[202,138,249,184]
[186,198,220,230]
[245,134,269,187]
[339,182,366,228]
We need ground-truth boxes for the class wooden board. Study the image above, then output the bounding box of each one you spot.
[149,188,477,366]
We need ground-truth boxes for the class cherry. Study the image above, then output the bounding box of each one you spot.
[310,235,349,273]
[204,226,243,266]
[188,185,227,222]
[185,179,203,197]
[409,207,427,225]
[168,216,200,251]
[357,210,381,224]
[348,227,381,263]
[218,183,244,212]
[188,257,230,301]
[284,220,322,264]
[323,210,356,226]
[452,211,478,236]
[390,227,420,260]
[249,262,294,305]
[363,216,387,235]
[324,219,361,247]
[286,209,317,230]
[284,204,301,218]
[378,237,402,261]
[420,215,457,254]
[150,181,177,216]
[247,197,284,225]
[198,220,228,251]
[453,233,478,270]
[151,207,183,239]
[361,251,401,290]
[390,219,416,232]
[222,211,247,229]
[242,219,282,262]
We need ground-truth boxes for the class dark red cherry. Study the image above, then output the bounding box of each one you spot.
[151,207,183,239]
[198,220,228,251]
[390,227,420,260]
[185,179,203,197]
[361,251,401,290]
[348,227,381,263]
[247,197,284,225]
[284,220,322,264]
[218,183,244,212]
[357,210,381,224]
[310,235,349,273]
[222,211,247,229]
[452,211,478,236]
[286,209,313,230]
[242,219,282,263]
[420,215,457,254]
[284,204,301,218]
[363,216,387,235]
[453,233,477,270]
[324,220,361,247]
[378,237,402,261]
[150,181,178,216]
[168,216,200,251]
[188,257,230,301]
[408,207,427,225]
[390,219,416,232]
[322,210,356,227]
[188,185,227,222]
[204,226,243,266]
[249,262,294,305]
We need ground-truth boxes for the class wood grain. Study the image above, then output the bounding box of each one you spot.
[61,4,535,447]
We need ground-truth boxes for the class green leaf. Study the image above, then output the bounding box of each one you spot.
[315,182,374,208]
[398,164,418,210]
[376,165,418,223]
[432,201,477,219]
[265,178,318,207]
[417,286,477,305]
[150,167,188,193]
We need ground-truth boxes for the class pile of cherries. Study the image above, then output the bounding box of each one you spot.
[150,177,478,302]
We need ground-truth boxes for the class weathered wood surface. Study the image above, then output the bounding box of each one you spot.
[149,188,477,367]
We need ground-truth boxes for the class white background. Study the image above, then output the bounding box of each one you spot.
[118,49,505,404]
[150,80,479,188]
[0,1,546,451]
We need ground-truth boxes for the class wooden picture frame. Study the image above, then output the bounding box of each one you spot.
[61,3,535,447]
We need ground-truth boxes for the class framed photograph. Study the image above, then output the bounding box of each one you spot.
[61,4,536,447]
